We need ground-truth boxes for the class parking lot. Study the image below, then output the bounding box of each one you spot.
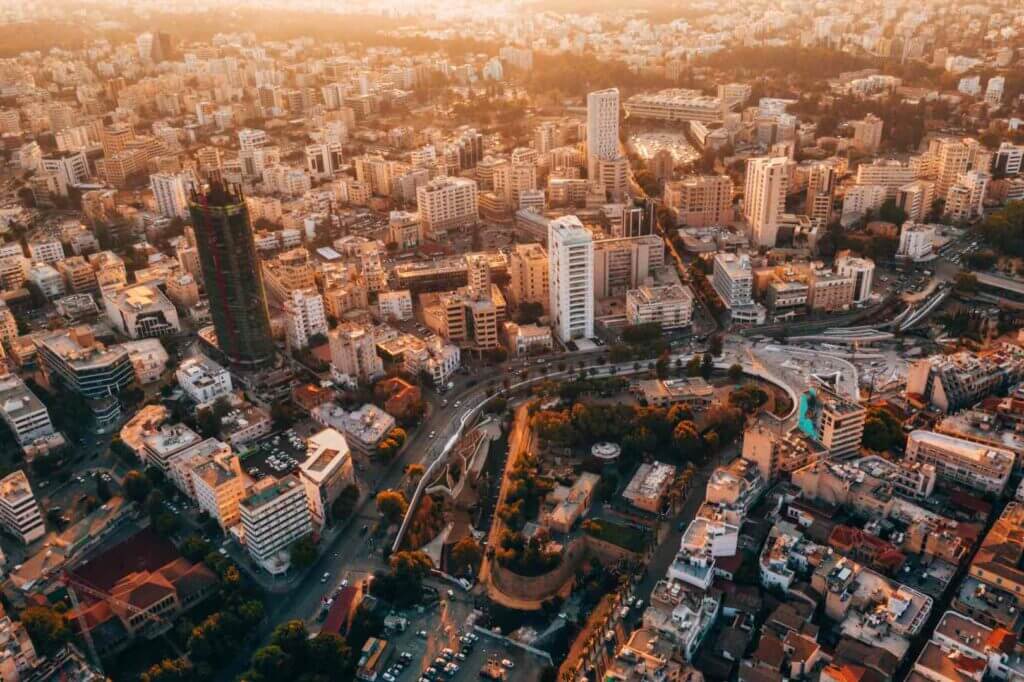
[351,581,550,682]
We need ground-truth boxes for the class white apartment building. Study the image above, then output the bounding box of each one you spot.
[905,430,1013,495]
[855,159,915,199]
[0,373,55,448]
[416,177,478,236]
[239,475,313,574]
[896,180,936,223]
[28,263,66,299]
[143,423,203,472]
[852,114,884,153]
[548,215,594,343]
[299,428,354,530]
[176,355,233,406]
[835,256,875,304]
[0,471,44,544]
[995,142,1023,176]
[377,290,413,321]
[945,170,988,222]
[898,223,936,261]
[284,289,327,350]
[42,151,90,187]
[712,253,754,308]
[27,238,64,265]
[743,157,789,247]
[329,322,385,385]
[841,184,887,225]
[626,285,694,329]
[150,171,195,219]
[305,142,343,180]
[664,175,734,227]
[985,76,1005,108]
[586,88,620,181]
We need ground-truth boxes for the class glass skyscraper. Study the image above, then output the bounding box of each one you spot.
[189,183,275,370]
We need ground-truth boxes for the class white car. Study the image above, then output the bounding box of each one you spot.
[501,659,514,669]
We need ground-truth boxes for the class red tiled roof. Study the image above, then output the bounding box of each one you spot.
[322,586,360,634]
[69,529,181,592]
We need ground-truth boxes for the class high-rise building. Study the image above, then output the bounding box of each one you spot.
[935,139,974,198]
[329,322,384,384]
[416,177,478,237]
[188,183,275,370]
[548,216,594,343]
[945,170,988,222]
[744,157,789,247]
[508,243,549,311]
[851,114,884,153]
[835,256,875,304]
[284,289,327,350]
[586,89,620,181]
[797,387,866,459]
[806,164,837,228]
[985,76,1005,108]
[151,171,196,219]
[239,475,313,574]
[0,471,45,544]
[664,175,733,227]
[896,180,936,223]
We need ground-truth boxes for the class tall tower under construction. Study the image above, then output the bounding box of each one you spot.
[189,182,275,370]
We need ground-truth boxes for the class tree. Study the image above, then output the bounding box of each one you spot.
[700,352,715,380]
[516,301,545,324]
[954,271,979,294]
[672,421,701,459]
[122,466,150,503]
[21,606,70,655]
[154,512,179,536]
[250,644,293,679]
[450,537,483,576]
[331,484,359,522]
[306,632,354,679]
[95,476,111,502]
[376,489,409,525]
[290,536,317,569]
[878,198,908,225]
[727,364,744,384]
[141,658,194,682]
[708,334,724,357]
[180,534,212,562]
[685,355,703,377]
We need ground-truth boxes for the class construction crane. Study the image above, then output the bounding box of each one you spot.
[63,571,184,672]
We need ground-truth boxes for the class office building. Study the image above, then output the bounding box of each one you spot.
[548,215,594,343]
[664,175,733,227]
[0,471,44,544]
[905,431,1013,495]
[994,142,1023,176]
[0,373,55,449]
[37,327,134,401]
[103,283,181,339]
[744,157,789,247]
[835,256,875,304]
[377,290,413,321]
[712,252,754,309]
[188,183,275,370]
[623,89,725,123]
[299,428,354,530]
[283,289,327,350]
[586,88,621,181]
[945,170,988,222]
[416,177,478,236]
[626,285,694,329]
[897,223,935,261]
[240,475,313,574]
[985,76,1005,108]
[908,348,1024,413]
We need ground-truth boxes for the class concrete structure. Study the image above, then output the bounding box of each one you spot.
[905,430,1013,495]
[0,471,45,544]
[329,323,385,385]
[626,285,694,329]
[176,355,232,407]
[283,289,327,350]
[548,215,594,343]
[239,475,313,574]
[586,88,620,181]
[744,157,789,247]
[835,256,875,304]
[0,373,55,450]
[103,284,181,339]
[622,462,676,513]
[416,177,478,237]
[664,175,733,227]
[507,243,549,311]
[299,428,355,530]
